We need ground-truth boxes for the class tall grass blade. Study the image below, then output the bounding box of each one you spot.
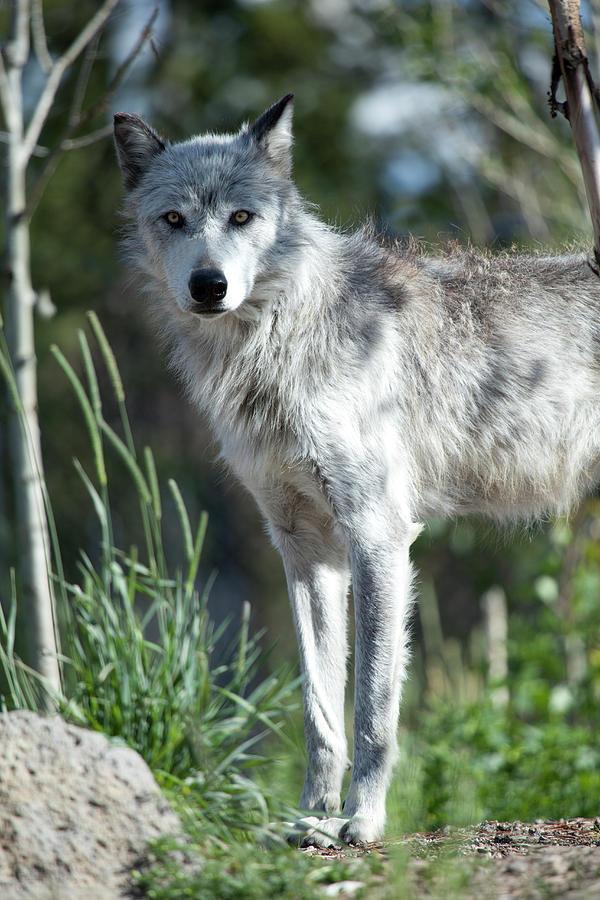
[87,312,137,457]
[86,311,125,403]
[51,344,107,487]
[188,509,209,594]
[73,459,108,532]
[144,446,162,521]
[78,330,102,419]
[98,419,151,504]
[168,478,194,561]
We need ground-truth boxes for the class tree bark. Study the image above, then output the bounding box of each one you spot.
[0,0,152,702]
[548,0,600,266]
[2,1,61,699]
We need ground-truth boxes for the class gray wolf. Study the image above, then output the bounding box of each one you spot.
[113,95,600,846]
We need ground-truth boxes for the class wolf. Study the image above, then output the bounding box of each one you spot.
[113,94,600,846]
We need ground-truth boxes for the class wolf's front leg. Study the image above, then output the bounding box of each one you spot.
[285,553,351,815]
[265,499,351,818]
[340,534,417,844]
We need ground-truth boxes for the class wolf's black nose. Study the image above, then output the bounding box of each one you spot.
[188,269,228,308]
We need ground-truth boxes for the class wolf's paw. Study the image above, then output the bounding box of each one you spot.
[286,815,346,849]
[287,814,379,848]
[339,815,380,845]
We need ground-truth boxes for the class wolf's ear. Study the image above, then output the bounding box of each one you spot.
[113,113,166,190]
[248,94,294,177]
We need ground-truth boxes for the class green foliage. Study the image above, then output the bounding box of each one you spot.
[133,832,382,900]
[390,511,600,831]
[400,693,600,829]
[56,543,301,835]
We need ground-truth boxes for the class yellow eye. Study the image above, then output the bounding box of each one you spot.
[232,210,251,225]
[165,211,182,227]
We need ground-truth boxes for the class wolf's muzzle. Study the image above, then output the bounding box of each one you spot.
[188,268,228,313]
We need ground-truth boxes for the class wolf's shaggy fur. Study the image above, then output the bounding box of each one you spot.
[114,95,600,846]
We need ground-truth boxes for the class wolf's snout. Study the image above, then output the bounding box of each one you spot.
[188,268,228,310]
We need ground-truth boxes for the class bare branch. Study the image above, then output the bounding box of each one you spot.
[548,0,600,267]
[104,6,159,103]
[67,31,101,130]
[468,89,582,185]
[61,124,114,151]
[0,124,114,157]
[0,130,48,156]
[0,0,30,131]
[0,49,15,126]
[26,6,158,220]
[31,0,52,74]
[7,0,31,70]
[21,0,120,165]
[75,6,159,130]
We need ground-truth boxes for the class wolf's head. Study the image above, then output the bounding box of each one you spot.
[114,95,298,319]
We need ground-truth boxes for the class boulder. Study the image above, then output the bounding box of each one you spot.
[0,710,181,899]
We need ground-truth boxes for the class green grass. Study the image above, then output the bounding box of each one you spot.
[134,832,384,900]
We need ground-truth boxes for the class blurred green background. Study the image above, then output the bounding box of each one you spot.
[3,0,600,828]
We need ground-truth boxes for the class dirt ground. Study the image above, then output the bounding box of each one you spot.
[301,817,600,898]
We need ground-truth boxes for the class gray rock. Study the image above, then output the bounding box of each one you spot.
[0,710,181,899]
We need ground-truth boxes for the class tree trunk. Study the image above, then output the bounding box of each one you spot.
[3,5,61,699]
[0,0,148,702]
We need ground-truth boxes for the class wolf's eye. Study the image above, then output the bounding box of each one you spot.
[164,211,183,228]
[231,210,252,226]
